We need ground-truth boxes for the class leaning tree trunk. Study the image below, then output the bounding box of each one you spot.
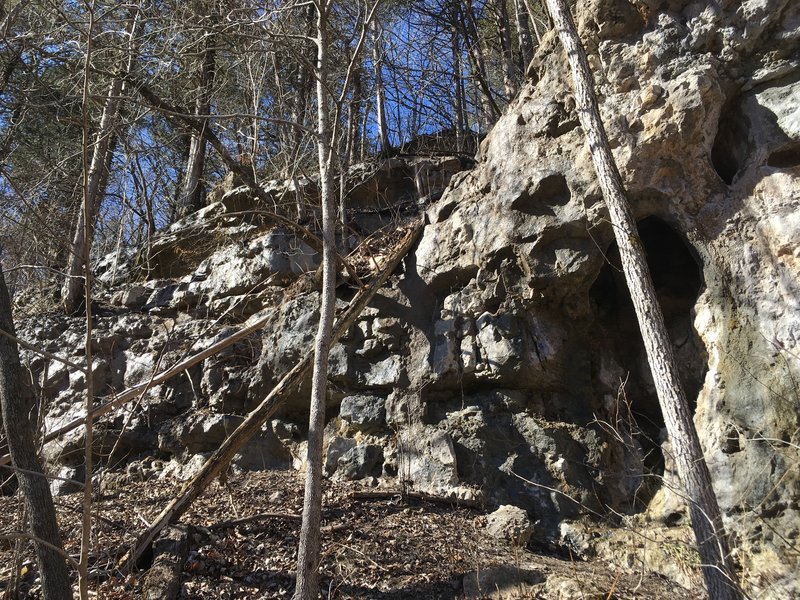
[61,74,124,314]
[542,1,742,599]
[293,1,337,598]
[0,263,72,600]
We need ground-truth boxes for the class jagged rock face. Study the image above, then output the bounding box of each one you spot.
[413,0,799,582]
[11,0,799,594]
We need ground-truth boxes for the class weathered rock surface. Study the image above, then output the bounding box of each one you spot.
[10,1,800,596]
[485,505,534,547]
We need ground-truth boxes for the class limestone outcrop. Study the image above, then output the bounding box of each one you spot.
[11,1,800,596]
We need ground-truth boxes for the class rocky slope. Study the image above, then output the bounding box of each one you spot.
[7,0,799,596]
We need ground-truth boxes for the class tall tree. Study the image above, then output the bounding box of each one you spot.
[542,1,743,598]
[450,7,466,149]
[62,9,138,314]
[512,0,534,72]
[177,8,217,217]
[294,1,380,595]
[0,260,72,600]
[372,17,390,154]
[293,0,337,596]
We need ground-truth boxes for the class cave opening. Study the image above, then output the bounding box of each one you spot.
[589,216,707,506]
[768,141,800,169]
[711,105,750,184]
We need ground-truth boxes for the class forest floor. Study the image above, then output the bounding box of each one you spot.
[0,469,703,599]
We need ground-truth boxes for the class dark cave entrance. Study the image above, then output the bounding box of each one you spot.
[711,109,750,184]
[589,216,707,503]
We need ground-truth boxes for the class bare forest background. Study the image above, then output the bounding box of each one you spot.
[0,0,548,311]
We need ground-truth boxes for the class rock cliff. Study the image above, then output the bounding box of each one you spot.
[10,0,799,595]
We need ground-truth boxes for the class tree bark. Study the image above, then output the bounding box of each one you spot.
[542,1,742,598]
[0,263,72,600]
[61,74,124,314]
[372,18,390,154]
[345,64,362,167]
[513,0,534,72]
[450,20,465,150]
[177,22,216,218]
[294,2,337,597]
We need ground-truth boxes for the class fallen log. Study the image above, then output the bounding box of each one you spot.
[141,525,188,600]
[120,217,423,570]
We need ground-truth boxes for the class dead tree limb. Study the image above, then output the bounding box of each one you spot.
[119,218,423,571]
[0,311,275,468]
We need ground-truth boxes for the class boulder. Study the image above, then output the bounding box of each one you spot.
[485,505,533,547]
[462,565,544,600]
[324,435,357,476]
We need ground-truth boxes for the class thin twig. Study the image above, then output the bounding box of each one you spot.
[0,328,87,373]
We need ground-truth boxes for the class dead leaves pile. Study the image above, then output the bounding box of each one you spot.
[1,469,703,599]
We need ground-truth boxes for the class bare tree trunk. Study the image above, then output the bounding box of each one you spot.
[451,22,465,151]
[542,1,742,598]
[372,18,390,154]
[513,0,534,72]
[284,4,315,181]
[62,11,138,314]
[76,10,98,598]
[61,72,124,314]
[294,2,337,597]
[492,0,517,99]
[360,98,372,159]
[178,24,216,218]
[344,64,362,166]
[0,264,72,600]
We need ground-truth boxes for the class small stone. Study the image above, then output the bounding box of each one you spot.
[485,505,533,547]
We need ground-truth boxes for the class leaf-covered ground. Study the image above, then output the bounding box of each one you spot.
[1,469,703,599]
